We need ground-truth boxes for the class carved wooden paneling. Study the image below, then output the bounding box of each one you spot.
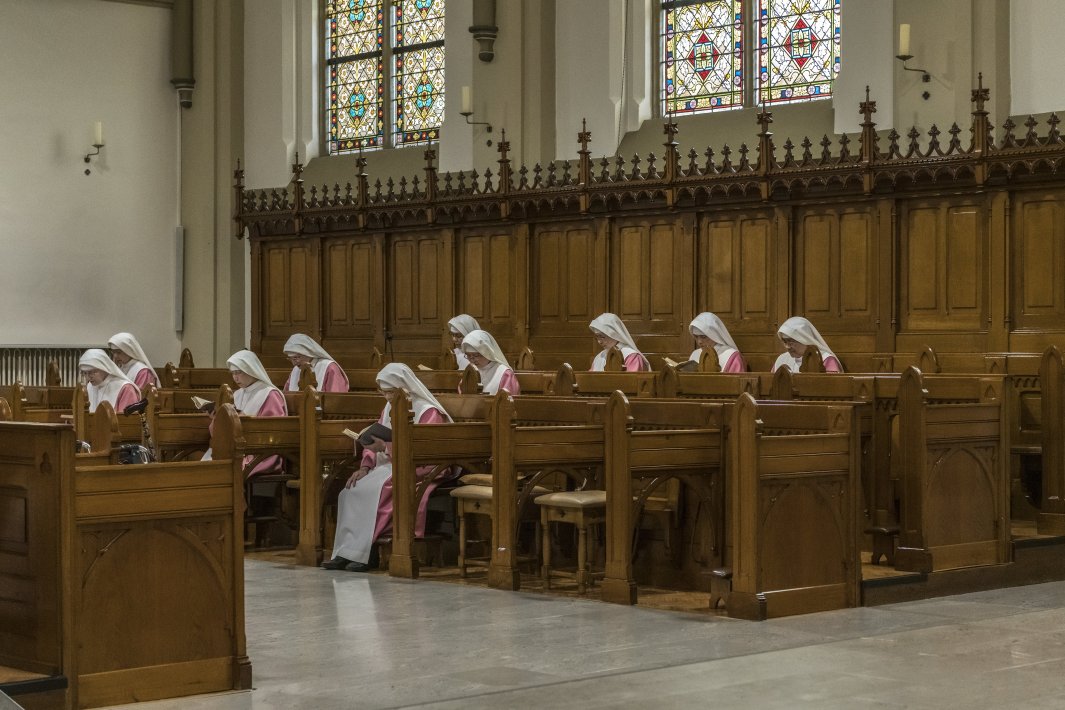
[389,233,453,348]
[531,223,604,330]
[458,229,518,325]
[323,237,377,339]
[697,212,774,330]
[611,217,693,328]
[260,239,320,338]
[1012,190,1065,331]
[901,200,987,332]
[794,207,877,331]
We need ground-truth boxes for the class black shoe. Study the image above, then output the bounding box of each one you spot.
[321,556,350,570]
[345,560,374,572]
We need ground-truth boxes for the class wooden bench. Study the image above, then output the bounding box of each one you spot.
[488,394,607,590]
[655,365,760,399]
[600,393,728,605]
[4,384,75,423]
[888,367,1010,572]
[554,363,657,398]
[0,420,250,708]
[726,394,862,620]
[388,391,494,578]
[1039,346,1065,534]
[297,390,385,565]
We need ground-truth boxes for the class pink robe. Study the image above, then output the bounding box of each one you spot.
[114,383,140,412]
[208,389,288,477]
[823,356,844,373]
[369,407,446,542]
[624,352,651,372]
[722,351,746,373]
[320,361,350,392]
[457,368,521,396]
[132,368,160,390]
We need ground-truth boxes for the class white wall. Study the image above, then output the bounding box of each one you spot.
[0,0,181,365]
[1011,0,1065,116]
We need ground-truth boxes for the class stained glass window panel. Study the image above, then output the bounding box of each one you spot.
[394,0,445,145]
[662,1,744,115]
[326,0,385,153]
[757,0,840,105]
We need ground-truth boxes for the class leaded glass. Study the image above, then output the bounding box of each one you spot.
[757,0,840,105]
[327,0,385,152]
[662,1,744,115]
[394,0,445,145]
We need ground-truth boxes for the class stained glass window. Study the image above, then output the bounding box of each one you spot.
[757,0,840,105]
[393,0,445,145]
[661,1,744,115]
[326,0,445,153]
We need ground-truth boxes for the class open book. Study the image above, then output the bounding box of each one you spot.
[663,357,700,373]
[416,364,432,371]
[190,395,216,414]
[341,427,360,441]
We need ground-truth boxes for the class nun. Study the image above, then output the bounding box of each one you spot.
[773,317,843,373]
[447,314,481,369]
[688,312,746,372]
[589,313,651,372]
[107,332,161,389]
[79,348,141,413]
[282,333,349,392]
[460,330,520,395]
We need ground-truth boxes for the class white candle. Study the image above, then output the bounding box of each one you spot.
[898,24,911,57]
[461,86,472,114]
[93,121,104,146]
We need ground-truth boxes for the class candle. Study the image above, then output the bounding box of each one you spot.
[461,86,471,114]
[93,121,104,146]
[898,24,911,57]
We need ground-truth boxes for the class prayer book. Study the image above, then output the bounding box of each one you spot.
[190,396,216,413]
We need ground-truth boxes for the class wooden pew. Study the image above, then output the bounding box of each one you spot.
[554,363,657,398]
[388,391,494,578]
[173,366,294,389]
[145,386,231,462]
[0,396,11,421]
[297,390,384,565]
[488,394,607,590]
[655,365,760,399]
[890,367,1010,572]
[1036,347,1065,534]
[6,384,75,423]
[0,419,250,708]
[600,393,728,605]
[726,393,862,620]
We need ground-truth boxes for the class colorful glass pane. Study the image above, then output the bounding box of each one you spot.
[661,1,743,115]
[757,0,840,105]
[326,0,385,152]
[394,0,445,145]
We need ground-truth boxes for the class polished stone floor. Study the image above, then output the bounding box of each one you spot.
[112,560,1065,710]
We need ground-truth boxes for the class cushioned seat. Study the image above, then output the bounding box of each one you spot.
[450,482,550,577]
[534,489,606,593]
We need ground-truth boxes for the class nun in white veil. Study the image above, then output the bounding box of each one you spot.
[79,348,140,413]
[447,314,481,370]
[107,332,160,389]
[324,363,452,572]
[460,330,520,395]
[688,313,746,372]
[773,317,843,373]
[589,313,651,372]
[282,333,349,392]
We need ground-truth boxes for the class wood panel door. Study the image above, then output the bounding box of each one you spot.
[389,231,454,359]
[899,198,988,334]
[456,226,527,355]
[1011,189,1065,333]
[322,234,383,343]
[258,238,321,341]
[610,215,696,359]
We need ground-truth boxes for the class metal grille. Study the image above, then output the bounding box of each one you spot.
[0,347,96,387]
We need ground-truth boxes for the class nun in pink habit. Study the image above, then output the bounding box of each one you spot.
[203,350,288,475]
[459,330,520,395]
[107,332,161,389]
[447,314,481,370]
[689,312,746,373]
[282,333,349,392]
[773,317,844,373]
[79,348,141,413]
[323,363,452,572]
[589,313,651,372]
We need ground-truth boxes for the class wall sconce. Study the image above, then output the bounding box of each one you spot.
[897,24,932,100]
[460,86,493,145]
[84,121,105,175]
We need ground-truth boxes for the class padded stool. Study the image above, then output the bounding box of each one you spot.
[534,490,606,593]
[450,484,494,577]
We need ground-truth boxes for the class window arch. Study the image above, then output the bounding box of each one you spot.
[326,0,446,154]
[660,0,840,115]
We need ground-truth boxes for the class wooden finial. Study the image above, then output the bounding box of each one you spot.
[971,72,990,113]
[578,118,591,153]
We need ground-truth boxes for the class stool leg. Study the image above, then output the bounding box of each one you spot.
[457,508,468,578]
[577,521,588,594]
[541,508,552,589]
